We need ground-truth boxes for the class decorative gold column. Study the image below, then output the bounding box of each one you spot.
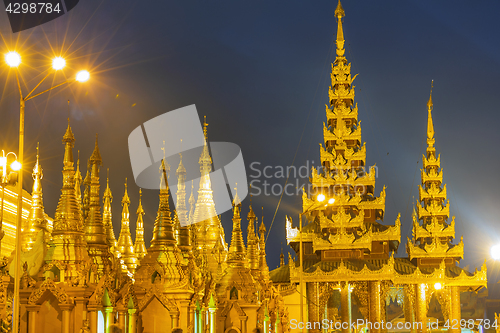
[449,286,460,333]
[403,285,416,332]
[340,282,352,333]
[88,308,98,333]
[128,309,137,333]
[104,307,114,333]
[171,312,180,329]
[368,281,382,333]
[307,282,319,331]
[117,309,126,330]
[240,316,248,333]
[26,305,39,333]
[209,307,216,333]
[415,284,427,333]
[60,304,74,333]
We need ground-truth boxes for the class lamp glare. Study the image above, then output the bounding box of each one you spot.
[5,52,21,67]
[10,161,21,171]
[491,244,500,260]
[52,57,66,70]
[76,70,90,82]
[317,194,325,202]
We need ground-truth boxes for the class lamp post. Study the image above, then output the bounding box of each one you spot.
[298,193,335,331]
[0,150,21,245]
[5,51,90,332]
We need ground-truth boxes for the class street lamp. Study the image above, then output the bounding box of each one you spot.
[298,193,335,331]
[5,50,90,333]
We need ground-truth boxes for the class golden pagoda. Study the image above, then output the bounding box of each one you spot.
[407,83,464,267]
[116,179,138,274]
[134,189,147,261]
[273,2,487,333]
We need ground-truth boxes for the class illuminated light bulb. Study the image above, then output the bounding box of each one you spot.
[76,70,90,82]
[10,161,21,171]
[328,198,335,205]
[5,52,21,67]
[317,194,325,202]
[434,282,442,290]
[52,57,66,70]
[491,244,500,260]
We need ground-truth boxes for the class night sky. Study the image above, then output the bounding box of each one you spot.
[1,0,500,279]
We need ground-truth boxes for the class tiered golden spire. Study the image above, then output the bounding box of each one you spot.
[227,188,246,265]
[258,212,270,282]
[216,188,259,305]
[75,151,83,213]
[134,158,184,285]
[334,0,346,63]
[291,0,398,258]
[82,159,91,221]
[23,144,49,251]
[103,169,117,253]
[176,153,188,226]
[407,82,463,265]
[84,134,111,276]
[134,189,147,260]
[176,154,192,258]
[246,203,259,271]
[150,159,175,247]
[191,119,227,274]
[51,119,88,279]
[116,179,137,273]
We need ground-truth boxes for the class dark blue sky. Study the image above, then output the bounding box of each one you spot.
[1,0,500,275]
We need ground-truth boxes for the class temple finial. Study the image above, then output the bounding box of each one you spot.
[203,116,208,141]
[334,0,346,61]
[335,0,345,18]
[427,80,434,111]
[427,80,435,141]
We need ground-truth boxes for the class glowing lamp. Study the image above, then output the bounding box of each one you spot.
[434,282,442,290]
[328,198,335,205]
[5,52,21,67]
[10,161,21,171]
[491,244,500,260]
[0,157,6,169]
[52,57,66,70]
[76,70,90,82]
[317,194,325,202]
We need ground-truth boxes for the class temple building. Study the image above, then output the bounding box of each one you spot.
[0,115,287,333]
[275,1,487,333]
[0,1,489,333]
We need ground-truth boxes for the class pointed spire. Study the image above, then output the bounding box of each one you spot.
[427,80,435,141]
[84,133,111,276]
[63,118,75,166]
[227,187,246,265]
[103,169,117,252]
[75,150,82,206]
[134,159,184,286]
[334,0,346,62]
[134,189,147,260]
[246,195,259,271]
[150,159,176,247]
[117,178,137,273]
[259,208,270,282]
[82,159,91,221]
[51,119,87,279]
[407,87,463,264]
[23,143,48,251]
[176,152,188,227]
